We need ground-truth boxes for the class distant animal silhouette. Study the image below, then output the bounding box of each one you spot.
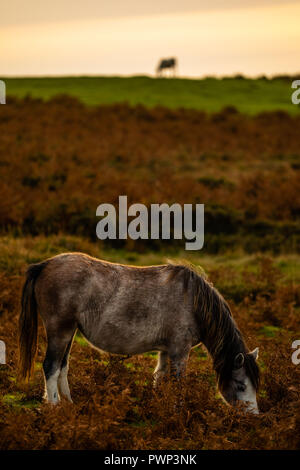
[156,58,177,77]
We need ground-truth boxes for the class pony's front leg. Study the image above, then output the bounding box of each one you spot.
[168,349,190,410]
[153,351,169,387]
[169,349,190,379]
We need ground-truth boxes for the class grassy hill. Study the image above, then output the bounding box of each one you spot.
[3,75,300,114]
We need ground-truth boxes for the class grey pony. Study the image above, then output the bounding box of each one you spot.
[19,253,260,412]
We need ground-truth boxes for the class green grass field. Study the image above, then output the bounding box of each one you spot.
[4,75,300,114]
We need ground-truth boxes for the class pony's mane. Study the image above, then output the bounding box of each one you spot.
[165,262,260,391]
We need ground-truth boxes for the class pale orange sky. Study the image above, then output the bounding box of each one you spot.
[1,1,300,77]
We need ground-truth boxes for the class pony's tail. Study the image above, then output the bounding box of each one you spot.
[18,262,47,382]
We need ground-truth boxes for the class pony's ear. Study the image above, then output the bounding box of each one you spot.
[233,353,244,369]
[250,347,259,361]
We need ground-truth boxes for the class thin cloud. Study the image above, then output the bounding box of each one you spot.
[1,0,300,26]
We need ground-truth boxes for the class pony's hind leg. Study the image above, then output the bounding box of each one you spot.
[43,328,75,404]
[153,351,169,387]
[58,334,75,403]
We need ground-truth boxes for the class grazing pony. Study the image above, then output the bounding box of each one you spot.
[19,254,260,413]
[156,58,177,77]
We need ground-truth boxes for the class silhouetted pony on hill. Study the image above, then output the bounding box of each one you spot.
[156,58,177,77]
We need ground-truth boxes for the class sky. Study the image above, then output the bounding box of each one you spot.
[1,0,300,77]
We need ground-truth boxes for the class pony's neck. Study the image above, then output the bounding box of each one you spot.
[197,293,246,378]
[204,324,245,374]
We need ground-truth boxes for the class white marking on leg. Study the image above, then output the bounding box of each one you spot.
[153,352,168,387]
[58,365,73,403]
[45,369,60,404]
